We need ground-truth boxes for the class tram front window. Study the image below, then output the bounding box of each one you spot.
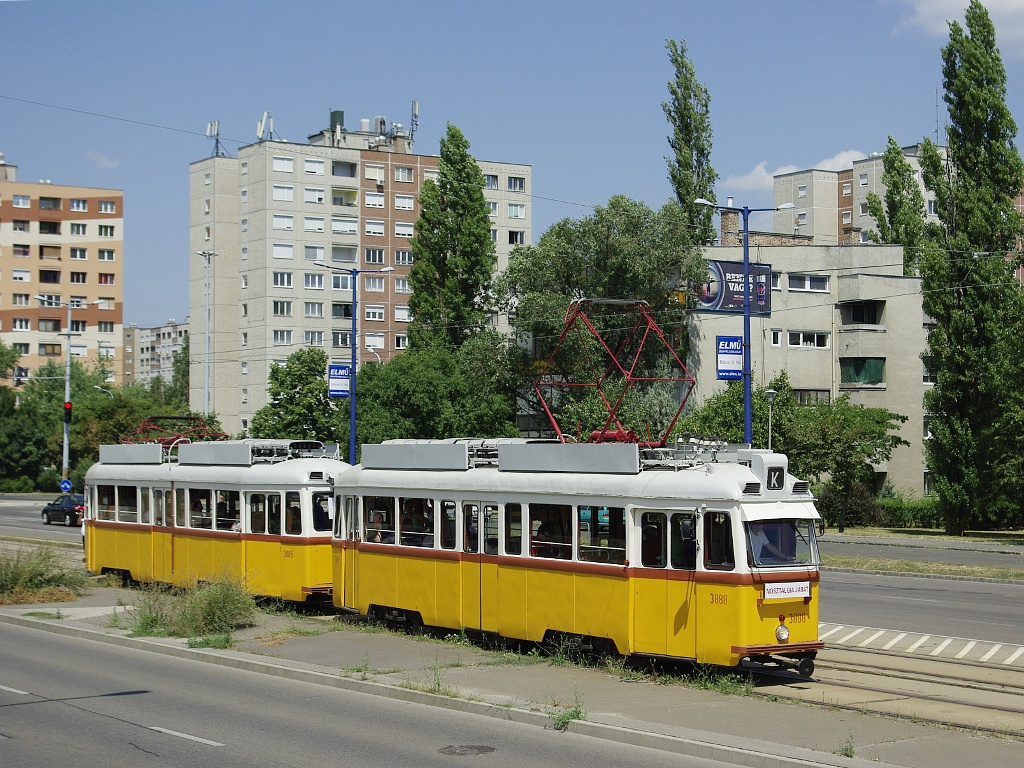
[746,519,817,567]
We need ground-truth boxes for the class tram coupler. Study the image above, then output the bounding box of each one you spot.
[773,654,816,678]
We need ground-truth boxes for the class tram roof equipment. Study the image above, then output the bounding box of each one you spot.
[98,439,339,467]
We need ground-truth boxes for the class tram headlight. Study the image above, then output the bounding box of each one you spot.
[776,622,790,643]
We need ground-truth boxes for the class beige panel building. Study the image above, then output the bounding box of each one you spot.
[0,155,125,385]
[189,113,531,438]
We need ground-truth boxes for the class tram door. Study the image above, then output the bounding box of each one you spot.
[461,502,499,632]
[633,510,697,657]
[338,495,357,610]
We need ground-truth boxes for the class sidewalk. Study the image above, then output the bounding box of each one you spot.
[2,583,1021,768]
[819,532,1024,556]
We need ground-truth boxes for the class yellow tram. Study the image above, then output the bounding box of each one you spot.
[84,440,349,602]
[331,438,823,675]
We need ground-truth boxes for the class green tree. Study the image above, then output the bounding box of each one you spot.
[662,38,718,245]
[408,124,496,350]
[865,136,928,273]
[167,334,190,407]
[248,348,339,442]
[918,0,1024,534]
[0,340,20,381]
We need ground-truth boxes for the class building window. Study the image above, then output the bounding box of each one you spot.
[13,318,30,331]
[508,203,525,219]
[304,158,325,175]
[273,214,294,230]
[788,273,829,292]
[97,249,114,262]
[71,320,87,333]
[364,164,385,182]
[508,176,525,192]
[273,243,294,259]
[304,187,325,204]
[395,334,408,350]
[98,225,115,237]
[795,390,831,405]
[923,356,936,384]
[859,202,869,216]
[509,231,525,245]
[332,217,358,235]
[304,302,324,318]
[272,301,292,316]
[332,330,351,347]
[39,270,61,284]
[788,331,830,348]
[332,274,353,291]
[273,330,293,345]
[842,182,852,197]
[365,305,385,321]
[13,343,29,354]
[364,192,385,208]
[241,388,248,404]
[797,184,807,198]
[304,244,325,261]
[98,273,115,285]
[240,189,248,205]
[859,173,868,187]
[484,174,498,190]
[395,250,414,265]
[241,361,248,375]
[304,273,324,289]
[98,321,115,333]
[844,300,883,325]
[39,221,61,235]
[13,294,30,306]
[272,185,294,202]
[241,275,248,289]
[840,357,885,386]
[273,156,294,173]
[71,272,87,284]
[365,276,385,292]
[332,302,353,320]
[70,222,87,235]
[796,211,807,225]
[38,319,61,333]
[273,271,293,288]
[366,333,385,349]
[39,343,62,357]
[487,201,497,217]
[70,199,88,211]
[394,278,411,294]
[241,218,249,232]
[13,269,30,282]
[394,166,414,182]
[13,244,30,258]
[395,194,414,210]
[365,248,385,265]
[13,195,30,208]
[99,200,117,214]
[395,222,414,238]
[771,329,782,347]
[12,220,28,232]
[928,199,937,216]
[842,210,852,224]
[38,294,61,307]
[305,216,325,232]
[365,220,385,236]
[424,169,439,184]
[395,306,411,322]
[304,330,324,346]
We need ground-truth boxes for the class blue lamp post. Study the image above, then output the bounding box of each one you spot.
[315,262,393,463]
[695,199,794,445]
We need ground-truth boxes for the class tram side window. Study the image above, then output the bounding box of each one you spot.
[139,487,151,525]
[399,497,434,547]
[250,494,267,534]
[333,495,353,539]
[215,490,241,531]
[440,500,457,550]
[463,503,478,553]
[312,492,331,532]
[364,496,395,543]
[704,511,734,570]
[284,491,301,535]
[97,485,115,521]
[175,488,186,527]
[188,489,212,528]
[578,506,625,564]
[267,494,282,535]
[670,512,697,570]
[153,489,166,526]
[529,503,572,559]
[117,486,138,523]
[483,504,498,554]
[640,512,667,568]
[505,503,522,555]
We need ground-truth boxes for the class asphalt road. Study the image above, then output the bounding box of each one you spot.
[0,622,732,768]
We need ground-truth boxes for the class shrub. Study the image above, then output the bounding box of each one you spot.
[128,577,256,638]
[0,475,35,493]
[814,482,881,528]
[0,547,89,603]
[877,496,942,528]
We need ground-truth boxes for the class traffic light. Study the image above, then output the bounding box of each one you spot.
[63,401,72,424]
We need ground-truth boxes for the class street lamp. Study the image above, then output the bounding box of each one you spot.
[94,386,114,399]
[695,199,794,445]
[314,262,394,463]
[366,344,382,364]
[765,389,777,450]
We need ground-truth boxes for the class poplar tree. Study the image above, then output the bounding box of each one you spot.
[408,124,496,350]
[662,38,718,246]
[865,136,928,274]
[918,0,1024,533]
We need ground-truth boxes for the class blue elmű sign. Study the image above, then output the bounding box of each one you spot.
[717,336,743,380]
[328,364,351,398]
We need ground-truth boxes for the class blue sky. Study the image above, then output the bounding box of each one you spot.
[4,0,1024,327]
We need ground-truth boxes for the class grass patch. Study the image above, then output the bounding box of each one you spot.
[685,664,755,695]
[126,577,257,642]
[548,687,586,730]
[834,527,1024,545]
[821,554,1024,580]
[833,732,856,758]
[0,547,89,604]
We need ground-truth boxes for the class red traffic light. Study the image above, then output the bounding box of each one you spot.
[63,401,72,424]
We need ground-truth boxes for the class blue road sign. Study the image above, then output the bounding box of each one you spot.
[328,364,351,398]
[59,479,73,493]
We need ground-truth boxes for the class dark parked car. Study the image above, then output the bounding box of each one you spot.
[41,494,85,527]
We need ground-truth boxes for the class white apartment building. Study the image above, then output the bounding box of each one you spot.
[189,112,531,438]
[689,240,929,497]
[0,154,125,385]
[128,318,188,386]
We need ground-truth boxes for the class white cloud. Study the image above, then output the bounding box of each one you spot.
[85,151,120,170]
[720,150,866,195]
[813,149,868,171]
[895,0,1024,53]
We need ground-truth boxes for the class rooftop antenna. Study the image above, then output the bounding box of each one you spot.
[409,100,419,145]
[256,111,282,142]
[205,121,226,157]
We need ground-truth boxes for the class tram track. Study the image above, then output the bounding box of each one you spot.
[752,646,1024,737]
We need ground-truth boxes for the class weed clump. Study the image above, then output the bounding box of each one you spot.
[0,547,88,604]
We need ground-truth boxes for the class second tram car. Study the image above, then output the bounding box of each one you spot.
[85,439,348,602]
[331,438,823,675]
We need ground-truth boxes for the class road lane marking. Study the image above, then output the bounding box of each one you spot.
[929,638,953,656]
[1004,647,1024,665]
[955,640,977,659]
[818,625,845,639]
[980,644,1003,662]
[905,635,931,653]
[837,627,866,643]
[0,684,29,695]
[882,632,907,650]
[858,630,886,647]
[149,727,223,747]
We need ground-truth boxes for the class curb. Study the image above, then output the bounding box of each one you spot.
[0,611,900,768]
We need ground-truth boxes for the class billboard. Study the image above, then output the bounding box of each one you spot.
[698,260,771,314]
